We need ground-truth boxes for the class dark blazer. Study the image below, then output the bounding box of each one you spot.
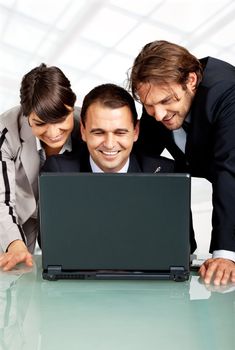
[134,57,235,254]
[42,145,175,173]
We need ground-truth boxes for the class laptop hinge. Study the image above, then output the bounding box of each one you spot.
[46,265,62,280]
[170,266,189,282]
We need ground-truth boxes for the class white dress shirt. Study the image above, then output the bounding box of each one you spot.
[89,156,130,173]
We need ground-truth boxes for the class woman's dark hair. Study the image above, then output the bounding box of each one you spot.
[129,40,203,101]
[81,83,138,126]
[20,63,76,122]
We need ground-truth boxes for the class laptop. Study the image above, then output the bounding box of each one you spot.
[39,173,191,282]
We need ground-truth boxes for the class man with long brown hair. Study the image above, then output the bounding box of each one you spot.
[129,40,235,286]
[0,64,81,271]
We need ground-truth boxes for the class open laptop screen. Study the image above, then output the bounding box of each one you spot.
[39,173,191,281]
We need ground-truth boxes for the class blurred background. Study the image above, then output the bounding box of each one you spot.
[1,0,234,256]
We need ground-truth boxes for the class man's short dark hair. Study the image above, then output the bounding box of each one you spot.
[81,83,138,126]
[20,63,76,122]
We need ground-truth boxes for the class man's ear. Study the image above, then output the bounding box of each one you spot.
[134,120,140,142]
[80,123,86,142]
[187,72,197,92]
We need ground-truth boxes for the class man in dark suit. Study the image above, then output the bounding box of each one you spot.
[43,84,201,268]
[129,40,235,285]
[43,83,174,175]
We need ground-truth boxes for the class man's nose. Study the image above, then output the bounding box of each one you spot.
[103,133,115,149]
[153,105,167,122]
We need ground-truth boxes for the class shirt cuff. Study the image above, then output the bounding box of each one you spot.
[212,250,235,262]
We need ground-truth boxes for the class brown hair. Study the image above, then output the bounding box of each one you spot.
[20,63,76,122]
[129,40,203,100]
[81,83,138,126]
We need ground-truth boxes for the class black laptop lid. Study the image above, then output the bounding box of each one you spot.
[39,173,190,280]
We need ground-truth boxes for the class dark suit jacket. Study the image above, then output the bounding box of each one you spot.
[42,145,175,173]
[134,57,235,254]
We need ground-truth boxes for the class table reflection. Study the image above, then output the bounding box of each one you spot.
[0,256,234,350]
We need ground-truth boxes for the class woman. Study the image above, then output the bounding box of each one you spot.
[0,63,81,271]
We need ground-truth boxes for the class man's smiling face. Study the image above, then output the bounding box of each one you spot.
[137,73,197,130]
[80,102,139,172]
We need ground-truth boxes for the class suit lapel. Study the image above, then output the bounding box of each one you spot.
[19,116,40,196]
[79,146,92,172]
[127,154,141,173]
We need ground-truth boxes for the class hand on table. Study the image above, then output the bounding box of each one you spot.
[0,240,33,271]
[199,258,235,286]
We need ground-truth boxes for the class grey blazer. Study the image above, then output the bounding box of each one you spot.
[0,105,81,253]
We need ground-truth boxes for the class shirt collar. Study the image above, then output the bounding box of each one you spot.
[185,112,191,123]
[89,156,130,173]
[172,112,191,153]
[36,136,72,154]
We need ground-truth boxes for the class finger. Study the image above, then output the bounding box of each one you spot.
[2,258,18,271]
[25,254,33,267]
[231,270,235,283]
[199,263,206,278]
[213,268,225,286]
[0,254,9,266]
[220,270,231,286]
[203,263,217,284]
[2,252,27,271]
[0,254,12,268]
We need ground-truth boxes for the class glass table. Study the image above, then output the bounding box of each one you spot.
[0,255,234,350]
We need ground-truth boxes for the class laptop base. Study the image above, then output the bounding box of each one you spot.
[43,266,189,282]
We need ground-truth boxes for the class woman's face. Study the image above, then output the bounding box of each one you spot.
[28,109,74,154]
